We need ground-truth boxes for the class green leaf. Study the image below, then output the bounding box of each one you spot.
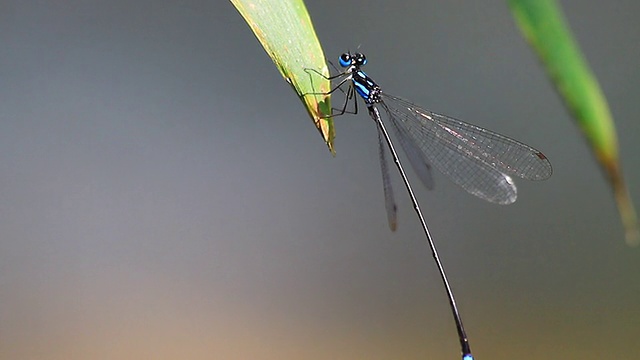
[230,0,335,153]
[508,0,639,245]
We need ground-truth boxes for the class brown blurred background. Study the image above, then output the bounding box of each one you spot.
[1,1,639,359]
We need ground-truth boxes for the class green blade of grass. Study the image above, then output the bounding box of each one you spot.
[230,0,335,153]
[508,0,639,245]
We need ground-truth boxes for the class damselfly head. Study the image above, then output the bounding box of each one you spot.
[339,52,367,68]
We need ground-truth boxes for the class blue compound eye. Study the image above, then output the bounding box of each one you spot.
[338,53,351,68]
[355,53,367,66]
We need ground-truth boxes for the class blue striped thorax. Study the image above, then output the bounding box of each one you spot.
[339,52,382,105]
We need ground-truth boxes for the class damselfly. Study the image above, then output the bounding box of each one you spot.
[306,52,552,360]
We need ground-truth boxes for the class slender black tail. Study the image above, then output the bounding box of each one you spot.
[368,105,473,360]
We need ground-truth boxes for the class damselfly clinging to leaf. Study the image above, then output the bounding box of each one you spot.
[305,52,552,360]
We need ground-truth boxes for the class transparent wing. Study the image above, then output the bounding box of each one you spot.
[388,115,435,191]
[380,93,552,204]
[377,125,398,230]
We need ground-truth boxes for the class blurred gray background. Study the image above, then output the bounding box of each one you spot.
[1,1,639,359]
